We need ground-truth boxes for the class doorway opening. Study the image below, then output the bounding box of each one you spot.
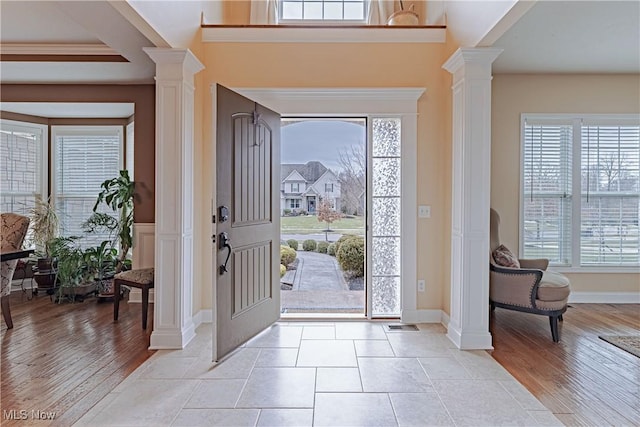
[279,118,367,316]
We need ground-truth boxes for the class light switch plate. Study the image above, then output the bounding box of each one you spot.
[418,205,431,218]
[418,279,426,292]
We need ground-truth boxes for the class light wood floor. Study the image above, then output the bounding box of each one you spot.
[1,288,155,427]
[490,303,640,426]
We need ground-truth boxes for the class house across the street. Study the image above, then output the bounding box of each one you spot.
[280,161,340,214]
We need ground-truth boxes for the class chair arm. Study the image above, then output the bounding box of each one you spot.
[489,264,543,309]
[518,258,549,270]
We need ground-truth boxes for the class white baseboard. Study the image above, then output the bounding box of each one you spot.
[440,311,450,327]
[193,309,213,328]
[401,309,444,324]
[569,292,640,304]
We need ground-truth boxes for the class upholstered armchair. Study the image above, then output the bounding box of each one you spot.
[1,213,30,329]
[489,208,570,342]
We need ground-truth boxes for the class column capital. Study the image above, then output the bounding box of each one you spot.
[442,47,503,76]
[143,48,204,80]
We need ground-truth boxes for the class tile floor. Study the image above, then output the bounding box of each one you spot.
[75,322,563,426]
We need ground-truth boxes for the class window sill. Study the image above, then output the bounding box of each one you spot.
[550,266,640,274]
[201,25,446,43]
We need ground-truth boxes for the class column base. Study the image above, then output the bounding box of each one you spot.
[446,324,493,350]
[150,321,196,349]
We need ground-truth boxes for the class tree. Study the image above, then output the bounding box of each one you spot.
[337,144,366,215]
[317,197,343,240]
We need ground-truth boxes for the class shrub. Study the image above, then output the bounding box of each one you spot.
[336,236,364,277]
[327,243,337,256]
[283,208,291,216]
[334,234,358,255]
[287,239,299,250]
[302,239,317,251]
[280,264,286,277]
[280,245,297,266]
[317,241,329,254]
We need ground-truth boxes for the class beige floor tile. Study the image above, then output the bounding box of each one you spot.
[183,348,260,379]
[73,391,120,426]
[256,409,314,426]
[171,409,259,426]
[418,357,471,380]
[432,379,538,426]
[316,367,362,392]
[387,333,452,357]
[389,392,454,426]
[89,379,199,426]
[184,379,246,408]
[354,339,395,357]
[139,357,198,379]
[302,326,335,340]
[335,322,387,340]
[527,410,565,426]
[451,350,513,380]
[236,367,316,408]
[313,393,398,427]
[296,340,357,367]
[255,348,299,367]
[245,325,303,348]
[358,357,433,392]
[499,380,548,411]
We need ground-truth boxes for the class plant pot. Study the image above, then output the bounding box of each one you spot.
[37,257,56,273]
[386,8,419,26]
[34,271,57,289]
[58,282,98,302]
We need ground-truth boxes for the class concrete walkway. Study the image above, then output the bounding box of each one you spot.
[281,250,364,313]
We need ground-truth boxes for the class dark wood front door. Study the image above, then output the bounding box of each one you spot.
[214,85,281,360]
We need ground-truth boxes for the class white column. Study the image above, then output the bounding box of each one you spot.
[143,48,204,349]
[442,48,502,350]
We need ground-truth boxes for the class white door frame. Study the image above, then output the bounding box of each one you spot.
[234,88,424,321]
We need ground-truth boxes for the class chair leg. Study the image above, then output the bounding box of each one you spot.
[1,295,13,329]
[549,315,560,342]
[559,314,563,322]
[113,280,121,322]
[490,301,496,312]
[141,286,149,330]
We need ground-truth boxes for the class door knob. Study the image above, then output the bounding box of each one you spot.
[219,232,232,275]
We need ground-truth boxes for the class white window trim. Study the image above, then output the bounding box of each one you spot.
[519,113,640,273]
[230,87,423,321]
[0,119,48,205]
[278,0,368,24]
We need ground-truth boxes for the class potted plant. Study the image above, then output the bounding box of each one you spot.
[83,240,117,296]
[29,197,60,291]
[84,170,134,297]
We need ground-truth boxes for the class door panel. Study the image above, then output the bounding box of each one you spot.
[215,85,280,360]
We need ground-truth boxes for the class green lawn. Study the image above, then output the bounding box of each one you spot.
[281,215,364,235]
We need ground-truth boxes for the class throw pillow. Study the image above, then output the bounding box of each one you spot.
[492,244,520,268]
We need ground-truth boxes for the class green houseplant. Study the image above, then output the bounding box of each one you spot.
[29,197,60,291]
[86,170,134,274]
[84,170,134,297]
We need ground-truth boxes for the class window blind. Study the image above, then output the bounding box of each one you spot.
[53,127,122,247]
[522,122,573,265]
[580,125,640,265]
[0,120,44,218]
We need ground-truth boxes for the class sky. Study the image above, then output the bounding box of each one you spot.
[281,119,366,172]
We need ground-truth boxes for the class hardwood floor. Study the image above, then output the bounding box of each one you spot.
[490,303,640,426]
[1,288,155,426]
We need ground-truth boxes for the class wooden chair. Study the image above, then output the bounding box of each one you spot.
[113,268,154,329]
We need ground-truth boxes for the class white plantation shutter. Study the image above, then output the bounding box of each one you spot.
[522,120,573,265]
[52,126,123,247]
[521,115,640,268]
[581,124,640,265]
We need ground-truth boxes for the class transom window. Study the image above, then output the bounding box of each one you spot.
[521,114,640,268]
[280,0,368,22]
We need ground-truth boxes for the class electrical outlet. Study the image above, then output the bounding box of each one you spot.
[418,279,425,292]
[418,205,431,218]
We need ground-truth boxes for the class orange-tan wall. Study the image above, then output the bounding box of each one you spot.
[492,74,640,294]
[191,40,455,313]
